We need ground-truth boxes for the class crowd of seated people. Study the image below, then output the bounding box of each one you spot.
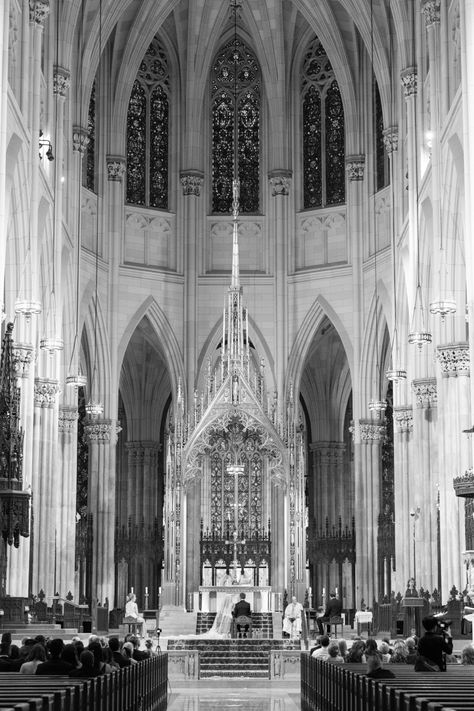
[310,632,474,675]
[0,631,159,676]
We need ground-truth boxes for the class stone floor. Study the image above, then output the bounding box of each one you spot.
[167,679,301,710]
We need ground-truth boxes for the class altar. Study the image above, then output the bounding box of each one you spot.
[195,586,273,613]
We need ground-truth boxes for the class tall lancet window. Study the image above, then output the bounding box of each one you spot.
[302,37,345,209]
[126,38,170,209]
[84,81,96,192]
[211,38,261,213]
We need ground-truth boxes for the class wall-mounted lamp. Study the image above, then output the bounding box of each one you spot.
[39,131,54,161]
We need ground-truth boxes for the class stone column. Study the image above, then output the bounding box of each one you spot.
[57,406,79,597]
[400,68,419,282]
[411,378,438,592]
[356,420,385,606]
[30,378,61,597]
[0,0,11,305]
[180,171,204,400]
[393,406,414,592]
[437,343,470,596]
[84,420,117,606]
[312,442,346,526]
[268,170,292,401]
[460,0,474,466]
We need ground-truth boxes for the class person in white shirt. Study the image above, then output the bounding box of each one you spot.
[124,593,145,636]
[283,596,304,639]
[311,635,331,659]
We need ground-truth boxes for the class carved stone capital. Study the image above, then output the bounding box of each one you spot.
[180,171,204,196]
[393,406,414,433]
[59,406,79,433]
[72,126,90,155]
[412,377,437,408]
[53,66,71,98]
[345,155,365,181]
[359,419,386,441]
[401,68,418,98]
[29,0,50,25]
[34,378,60,407]
[382,127,399,155]
[13,343,35,378]
[437,342,470,376]
[106,156,126,182]
[84,419,114,443]
[268,170,292,196]
[421,0,441,27]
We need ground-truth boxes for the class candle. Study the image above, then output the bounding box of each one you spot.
[145,587,148,594]
[131,587,134,594]
[335,586,338,596]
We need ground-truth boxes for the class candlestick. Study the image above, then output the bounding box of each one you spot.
[145,586,148,594]
[131,587,134,594]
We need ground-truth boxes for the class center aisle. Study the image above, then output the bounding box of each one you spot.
[167,679,301,710]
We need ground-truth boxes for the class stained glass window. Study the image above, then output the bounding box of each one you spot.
[211,39,261,213]
[302,38,345,209]
[84,81,95,191]
[126,38,169,209]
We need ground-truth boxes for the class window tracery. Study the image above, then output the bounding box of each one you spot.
[84,81,95,192]
[302,37,345,209]
[126,38,170,209]
[211,38,261,213]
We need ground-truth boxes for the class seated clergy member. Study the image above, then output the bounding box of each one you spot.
[282,595,304,638]
[233,592,252,637]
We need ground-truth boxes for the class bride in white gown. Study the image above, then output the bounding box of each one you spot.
[202,594,234,638]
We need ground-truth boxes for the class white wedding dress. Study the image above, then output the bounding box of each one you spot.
[201,594,234,638]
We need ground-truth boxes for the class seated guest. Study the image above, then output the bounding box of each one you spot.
[36,638,74,675]
[88,641,113,675]
[129,635,148,662]
[405,638,417,664]
[19,643,46,674]
[378,642,392,664]
[461,645,474,665]
[327,642,344,663]
[311,635,331,659]
[69,650,96,677]
[144,639,157,657]
[389,640,408,663]
[364,638,380,659]
[61,644,80,670]
[366,654,395,679]
[109,637,131,668]
[338,639,348,661]
[346,639,366,663]
[122,642,138,664]
[19,638,35,661]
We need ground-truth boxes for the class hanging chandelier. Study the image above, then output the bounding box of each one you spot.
[408,285,432,348]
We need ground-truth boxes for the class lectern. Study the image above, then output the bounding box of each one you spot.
[401,597,424,637]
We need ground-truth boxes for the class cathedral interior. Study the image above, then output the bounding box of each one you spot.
[1,0,474,627]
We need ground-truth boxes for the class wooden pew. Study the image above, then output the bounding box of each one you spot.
[0,653,168,711]
[301,654,474,711]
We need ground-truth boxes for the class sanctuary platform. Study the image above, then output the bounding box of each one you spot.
[194,585,276,612]
[167,638,301,679]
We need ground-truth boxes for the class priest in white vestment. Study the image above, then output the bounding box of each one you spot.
[283,595,304,638]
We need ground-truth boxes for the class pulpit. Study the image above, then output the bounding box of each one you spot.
[401,596,424,637]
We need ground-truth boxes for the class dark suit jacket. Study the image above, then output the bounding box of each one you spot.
[36,659,74,675]
[233,600,251,618]
[323,597,342,619]
[417,631,453,670]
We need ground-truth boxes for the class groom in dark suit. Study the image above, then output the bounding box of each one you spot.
[233,592,252,637]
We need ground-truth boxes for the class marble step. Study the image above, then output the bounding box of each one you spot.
[200,669,269,678]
